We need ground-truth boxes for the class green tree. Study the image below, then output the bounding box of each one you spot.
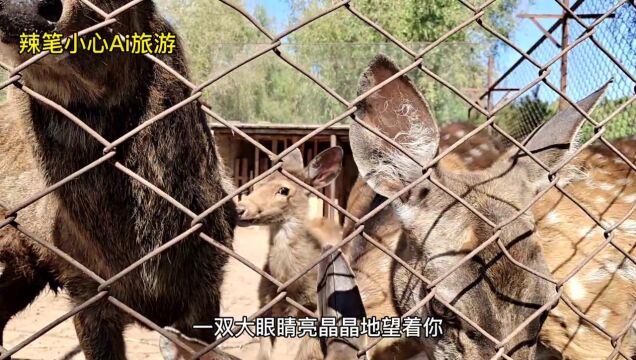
[156,0,522,124]
[284,0,520,124]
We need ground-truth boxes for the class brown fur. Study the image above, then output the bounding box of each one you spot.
[342,122,505,359]
[534,141,636,359]
[438,122,507,171]
[0,98,63,351]
[342,55,625,359]
[346,137,636,360]
[235,147,344,360]
[0,1,238,359]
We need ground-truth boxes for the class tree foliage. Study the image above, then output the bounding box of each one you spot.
[156,0,521,124]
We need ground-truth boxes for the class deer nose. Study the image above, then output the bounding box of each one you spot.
[236,205,246,218]
[0,0,63,41]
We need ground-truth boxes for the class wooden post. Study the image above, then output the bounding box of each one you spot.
[328,134,337,222]
[241,158,248,188]
[559,0,570,110]
[254,136,260,178]
[234,158,240,199]
[272,138,278,156]
[486,53,494,113]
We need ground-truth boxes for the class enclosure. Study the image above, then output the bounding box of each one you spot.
[1,0,636,359]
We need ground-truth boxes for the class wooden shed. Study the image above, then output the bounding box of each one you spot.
[211,123,358,225]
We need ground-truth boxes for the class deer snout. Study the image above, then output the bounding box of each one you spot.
[236,205,246,217]
[0,0,63,42]
[235,201,257,226]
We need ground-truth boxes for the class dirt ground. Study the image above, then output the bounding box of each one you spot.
[4,226,301,360]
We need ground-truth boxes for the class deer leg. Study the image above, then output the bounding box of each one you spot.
[0,261,48,358]
[257,273,280,360]
[73,302,127,360]
[295,337,323,360]
[167,288,241,360]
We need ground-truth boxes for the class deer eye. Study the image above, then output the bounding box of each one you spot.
[277,187,290,196]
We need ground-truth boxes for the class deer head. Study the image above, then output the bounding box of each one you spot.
[236,147,343,226]
[348,54,609,359]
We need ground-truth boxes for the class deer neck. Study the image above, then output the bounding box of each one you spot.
[268,216,308,249]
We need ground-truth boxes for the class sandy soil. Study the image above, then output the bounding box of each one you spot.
[4,226,301,360]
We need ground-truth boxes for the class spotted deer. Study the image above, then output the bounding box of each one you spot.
[0,1,238,359]
[338,54,635,359]
[533,137,636,359]
[235,147,344,360]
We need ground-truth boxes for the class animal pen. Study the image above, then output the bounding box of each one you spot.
[0,0,635,359]
[212,123,357,223]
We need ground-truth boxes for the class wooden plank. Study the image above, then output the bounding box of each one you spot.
[517,13,615,19]
[260,157,268,174]
[241,158,248,189]
[328,135,337,221]
[233,158,240,187]
[254,144,260,177]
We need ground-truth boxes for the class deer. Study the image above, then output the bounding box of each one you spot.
[340,119,506,359]
[343,120,505,238]
[340,120,507,359]
[0,1,239,359]
[532,136,636,359]
[333,54,635,359]
[0,98,64,355]
[234,146,344,360]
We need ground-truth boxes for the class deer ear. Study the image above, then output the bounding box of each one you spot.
[349,54,439,198]
[281,148,305,175]
[306,147,344,189]
[520,80,612,168]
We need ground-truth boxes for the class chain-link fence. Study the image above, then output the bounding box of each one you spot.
[485,0,636,141]
[0,0,635,359]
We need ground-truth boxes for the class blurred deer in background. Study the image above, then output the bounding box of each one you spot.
[533,135,636,359]
[235,147,344,360]
[338,54,635,359]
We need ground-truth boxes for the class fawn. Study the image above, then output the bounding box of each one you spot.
[236,147,344,360]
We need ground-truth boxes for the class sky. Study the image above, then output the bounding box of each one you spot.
[242,0,574,71]
[499,0,563,66]
[242,1,634,102]
[244,0,562,52]
[245,0,291,32]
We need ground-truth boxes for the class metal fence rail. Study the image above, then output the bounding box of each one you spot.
[484,0,636,141]
[1,0,635,359]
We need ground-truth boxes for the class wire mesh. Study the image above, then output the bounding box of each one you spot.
[489,0,636,141]
[0,0,635,359]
